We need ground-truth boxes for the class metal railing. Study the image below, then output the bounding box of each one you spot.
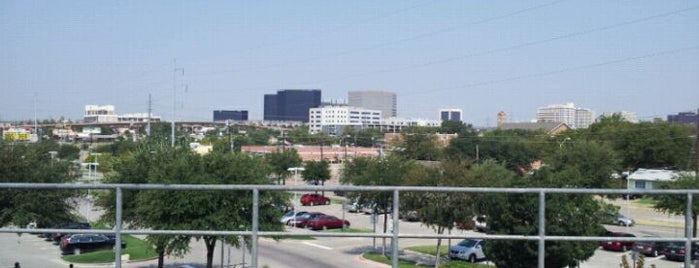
[1,183,698,268]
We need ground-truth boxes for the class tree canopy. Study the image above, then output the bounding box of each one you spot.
[97,145,285,268]
[0,141,78,227]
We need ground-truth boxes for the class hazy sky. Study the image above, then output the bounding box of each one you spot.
[2,0,698,126]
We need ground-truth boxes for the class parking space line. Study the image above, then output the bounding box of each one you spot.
[302,241,333,250]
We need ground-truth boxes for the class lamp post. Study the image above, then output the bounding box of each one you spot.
[171,60,184,148]
[558,137,571,149]
[287,167,305,228]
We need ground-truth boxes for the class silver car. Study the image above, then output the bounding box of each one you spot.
[448,239,486,263]
[616,213,635,226]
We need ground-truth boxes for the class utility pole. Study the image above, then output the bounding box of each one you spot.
[695,108,698,180]
[146,94,152,136]
[33,93,38,138]
[171,60,184,148]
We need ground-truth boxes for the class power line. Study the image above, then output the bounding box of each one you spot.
[410,45,699,95]
[187,0,566,78]
[295,5,699,86]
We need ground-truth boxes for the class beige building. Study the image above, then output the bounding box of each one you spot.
[348,90,397,118]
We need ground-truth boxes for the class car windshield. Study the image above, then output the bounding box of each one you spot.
[458,239,478,247]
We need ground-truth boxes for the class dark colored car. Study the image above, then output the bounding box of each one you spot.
[44,222,91,243]
[664,242,699,261]
[59,234,126,255]
[600,232,635,251]
[634,236,670,257]
[305,215,350,230]
[300,193,330,206]
[292,212,325,228]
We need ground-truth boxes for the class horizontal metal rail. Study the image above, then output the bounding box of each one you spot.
[1,183,697,268]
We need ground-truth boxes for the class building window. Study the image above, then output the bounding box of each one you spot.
[634,181,646,189]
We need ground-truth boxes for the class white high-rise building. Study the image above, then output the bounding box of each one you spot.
[309,105,382,135]
[348,90,396,118]
[536,103,594,129]
[84,105,118,123]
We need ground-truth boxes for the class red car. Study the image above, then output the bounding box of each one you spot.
[305,215,350,230]
[292,212,325,228]
[600,232,635,251]
[300,193,330,206]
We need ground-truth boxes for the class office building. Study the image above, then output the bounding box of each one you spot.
[668,111,698,125]
[264,89,321,122]
[213,110,248,121]
[536,103,594,129]
[440,109,462,122]
[369,117,441,133]
[348,90,396,118]
[309,105,382,135]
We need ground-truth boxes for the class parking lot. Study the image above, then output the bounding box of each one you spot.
[2,187,697,268]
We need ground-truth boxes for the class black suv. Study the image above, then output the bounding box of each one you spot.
[60,234,126,255]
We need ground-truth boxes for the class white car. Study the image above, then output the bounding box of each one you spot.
[473,215,489,233]
[449,239,486,263]
[343,200,361,212]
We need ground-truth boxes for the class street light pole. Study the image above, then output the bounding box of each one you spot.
[558,137,571,149]
[287,167,305,228]
[171,60,184,148]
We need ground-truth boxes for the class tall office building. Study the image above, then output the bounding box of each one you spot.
[264,89,321,122]
[536,103,594,129]
[213,110,248,121]
[348,90,396,118]
[440,109,462,122]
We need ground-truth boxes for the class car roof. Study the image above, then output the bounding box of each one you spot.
[611,232,635,237]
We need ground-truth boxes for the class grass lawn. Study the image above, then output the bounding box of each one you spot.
[330,197,345,205]
[61,235,157,263]
[633,197,658,207]
[277,234,316,240]
[407,244,450,257]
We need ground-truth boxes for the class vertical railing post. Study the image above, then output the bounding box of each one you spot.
[252,188,259,268]
[685,193,693,268]
[391,189,400,268]
[538,191,545,268]
[115,186,123,268]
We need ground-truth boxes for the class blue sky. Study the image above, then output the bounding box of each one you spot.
[1,0,698,126]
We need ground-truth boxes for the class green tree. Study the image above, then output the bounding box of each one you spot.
[482,167,604,268]
[266,149,302,185]
[394,130,441,161]
[439,120,472,134]
[549,140,621,188]
[96,144,178,268]
[341,155,415,249]
[302,160,331,186]
[591,121,693,170]
[446,129,539,174]
[98,146,285,268]
[653,173,699,237]
[0,141,77,227]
